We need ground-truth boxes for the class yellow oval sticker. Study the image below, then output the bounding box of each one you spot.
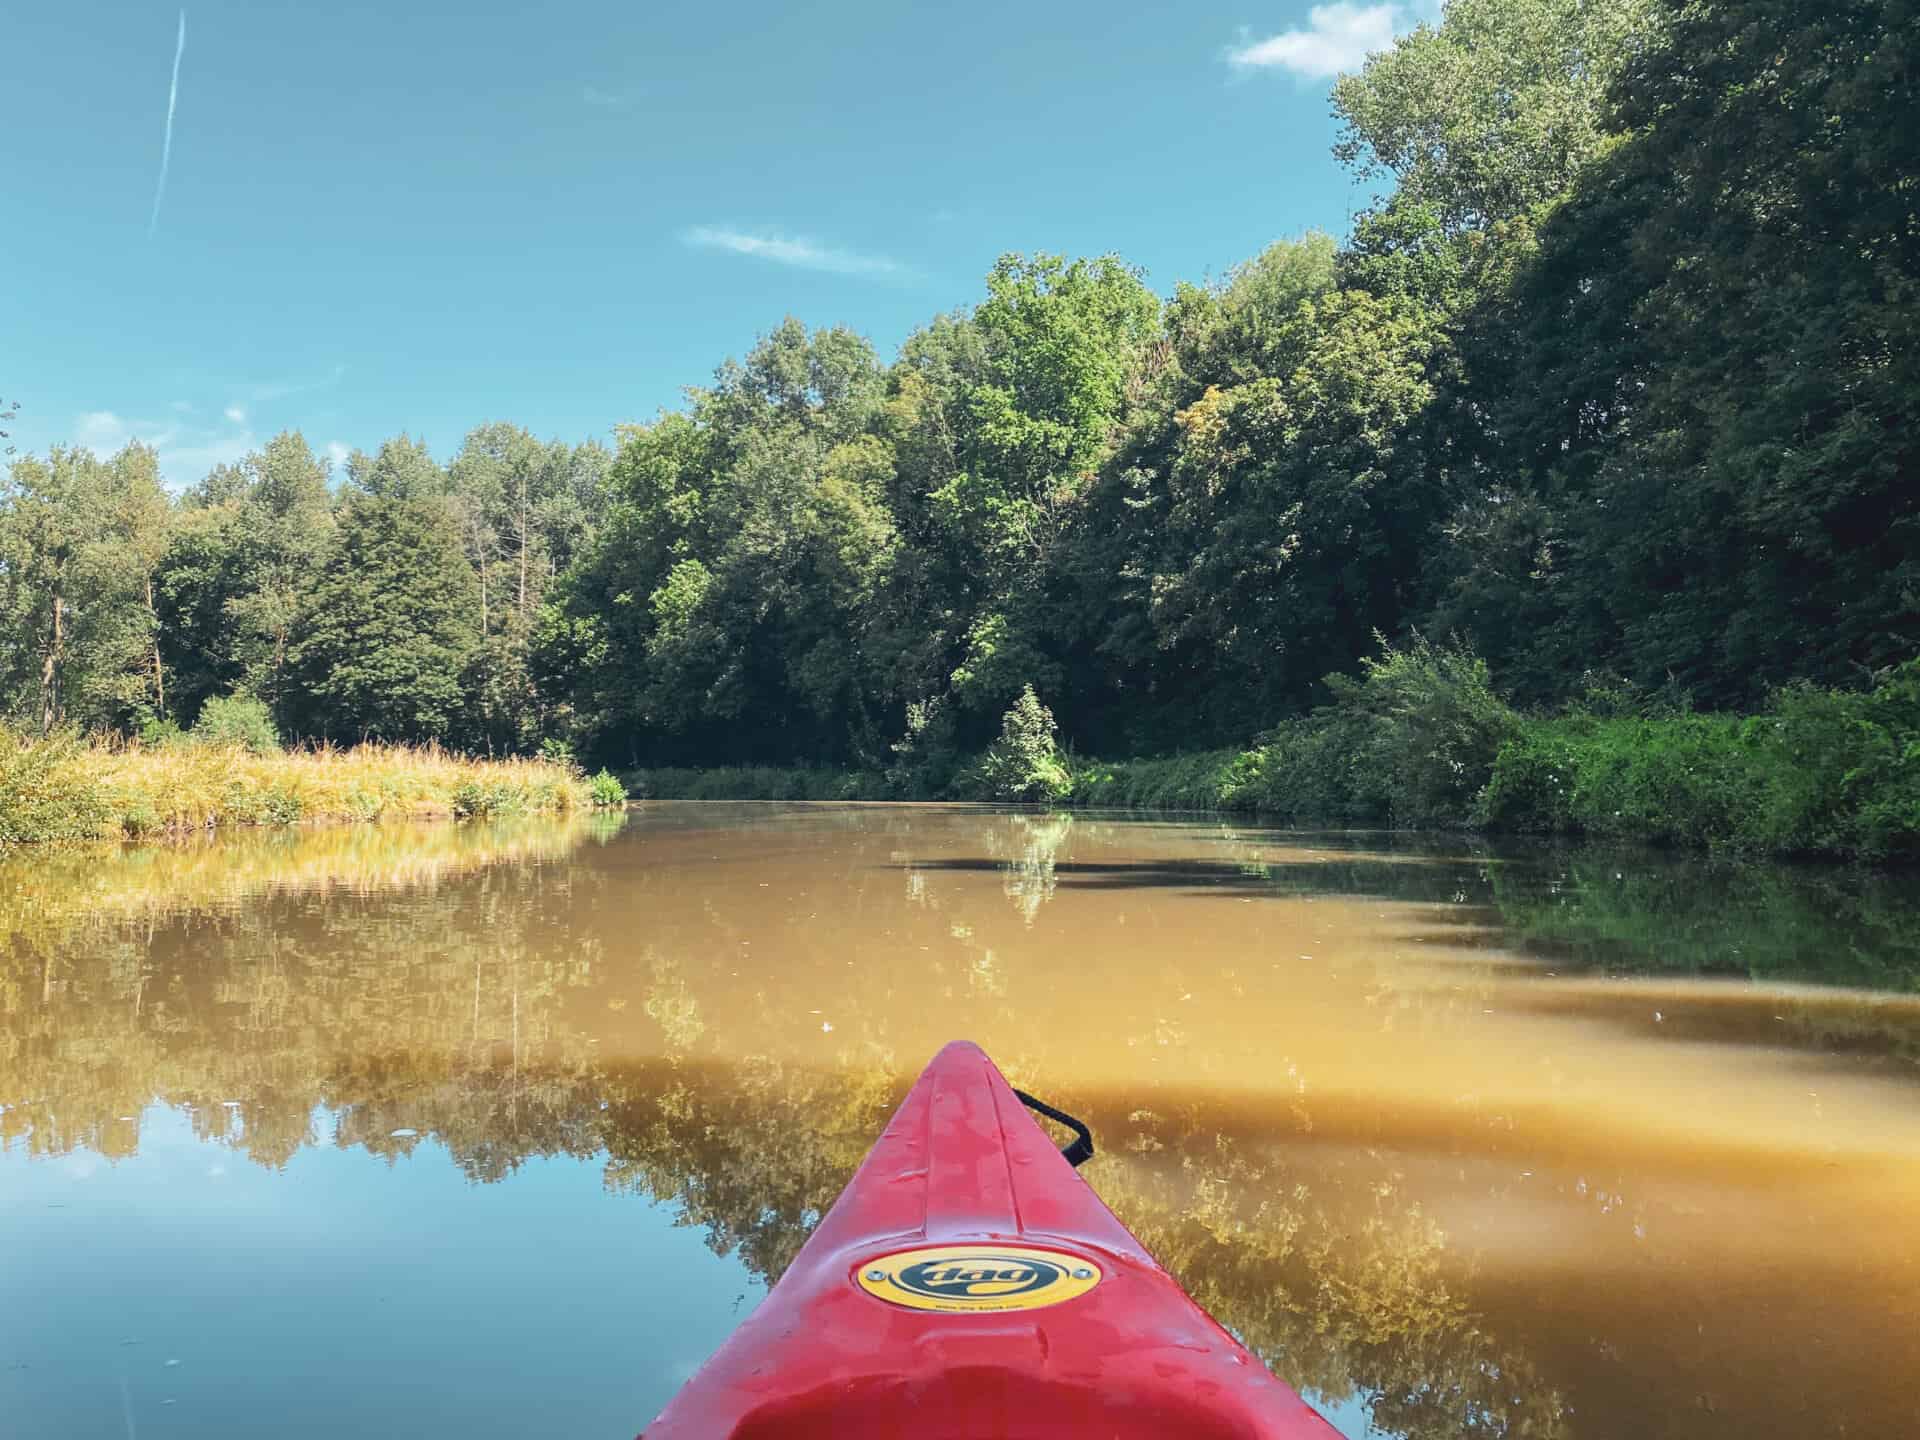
[856,1244,1102,1313]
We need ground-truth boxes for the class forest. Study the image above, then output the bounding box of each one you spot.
[2,0,1915,849]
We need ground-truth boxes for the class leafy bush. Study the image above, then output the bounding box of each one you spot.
[1069,749,1248,810]
[885,696,961,799]
[971,685,1072,804]
[451,781,529,819]
[192,694,281,753]
[1064,644,1918,861]
[623,767,889,801]
[1481,660,1920,858]
[587,769,627,807]
[1316,635,1519,826]
[139,715,186,748]
[0,729,115,843]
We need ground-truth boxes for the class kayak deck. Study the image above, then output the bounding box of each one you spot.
[643,1040,1338,1438]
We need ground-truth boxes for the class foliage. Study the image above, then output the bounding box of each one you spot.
[192,693,281,753]
[1332,0,1662,233]
[1072,650,1917,862]
[1482,660,1920,858]
[972,685,1072,803]
[0,0,1913,859]
[622,766,889,802]
[0,729,115,843]
[0,727,585,844]
[586,769,627,807]
[289,482,479,744]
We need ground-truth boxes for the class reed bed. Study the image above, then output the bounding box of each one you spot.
[0,728,594,845]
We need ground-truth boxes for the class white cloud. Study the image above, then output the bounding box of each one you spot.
[70,408,254,489]
[682,225,908,279]
[326,441,351,474]
[77,410,133,454]
[583,85,632,109]
[1228,2,1405,79]
[224,403,247,423]
[242,363,346,404]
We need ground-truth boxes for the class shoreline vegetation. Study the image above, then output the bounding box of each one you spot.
[0,723,625,846]
[626,646,1920,865]
[4,2,1913,864]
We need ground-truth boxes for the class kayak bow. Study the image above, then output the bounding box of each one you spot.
[643,1040,1339,1438]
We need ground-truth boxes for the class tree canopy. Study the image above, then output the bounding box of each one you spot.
[2,0,1912,769]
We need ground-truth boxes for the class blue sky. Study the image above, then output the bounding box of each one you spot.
[3,1,1432,486]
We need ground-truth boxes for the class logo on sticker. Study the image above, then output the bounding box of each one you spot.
[856,1244,1102,1312]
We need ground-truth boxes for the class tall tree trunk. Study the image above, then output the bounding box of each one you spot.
[516,473,530,615]
[146,575,165,714]
[39,593,63,734]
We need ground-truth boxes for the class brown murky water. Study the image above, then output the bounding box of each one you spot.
[3,804,1918,1438]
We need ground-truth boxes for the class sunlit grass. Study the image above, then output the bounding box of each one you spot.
[0,811,619,958]
[0,727,593,845]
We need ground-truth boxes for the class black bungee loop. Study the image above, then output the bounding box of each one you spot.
[1012,1088,1095,1168]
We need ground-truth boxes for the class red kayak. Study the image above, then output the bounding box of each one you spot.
[643,1040,1339,1438]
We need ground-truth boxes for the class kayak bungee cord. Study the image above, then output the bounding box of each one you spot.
[1010,1086,1095,1168]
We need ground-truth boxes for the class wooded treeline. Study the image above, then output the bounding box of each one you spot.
[4,0,1914,775]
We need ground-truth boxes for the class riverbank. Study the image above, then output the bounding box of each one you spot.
[0,730,610,845]
[627,651,1920,863]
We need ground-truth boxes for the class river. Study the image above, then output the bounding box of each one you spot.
[3,804,1917,1438]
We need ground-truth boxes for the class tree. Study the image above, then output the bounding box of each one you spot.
[289,474,478,744]
[0,445,171,732]
[1437,0,1920,703]
[1332,0,1663,234]
[1129,291,1450,734]
[972,684,1072,802]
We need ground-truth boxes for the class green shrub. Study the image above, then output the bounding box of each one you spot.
[587,769,627,807]
[119,798,162,839]
[0,730,114,844]
[1480,660,1920,858]
[1069,750,1248,810]
[451,781,529,818]
[139,715,186,748]
[970,686,1072,804]
[1315,635,1520,826]
[622,766,889,801]
[886,696,961,799]
[192,694,281,753]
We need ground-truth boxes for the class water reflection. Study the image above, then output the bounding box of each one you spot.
[3,806,1917,1439]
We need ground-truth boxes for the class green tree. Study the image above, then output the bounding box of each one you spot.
[289,457,478,744]
[0,445,171,732]
[1130,292,1449,733]
[1332,0,1662,234]
[972,684,1072,802]
[1437,0,1920,703]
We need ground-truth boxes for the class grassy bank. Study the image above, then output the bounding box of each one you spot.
[1076,649,1920,862]
[0,729,612,845]
[624,766,889,802]
[623,645,1920,863]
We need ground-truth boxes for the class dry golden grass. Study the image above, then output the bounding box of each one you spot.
[1,729,590,844]
[0,811,618,956]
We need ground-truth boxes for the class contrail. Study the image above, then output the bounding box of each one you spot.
[148,10,187,236]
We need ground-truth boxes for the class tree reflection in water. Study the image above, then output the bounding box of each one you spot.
[4,806,1917,1439]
